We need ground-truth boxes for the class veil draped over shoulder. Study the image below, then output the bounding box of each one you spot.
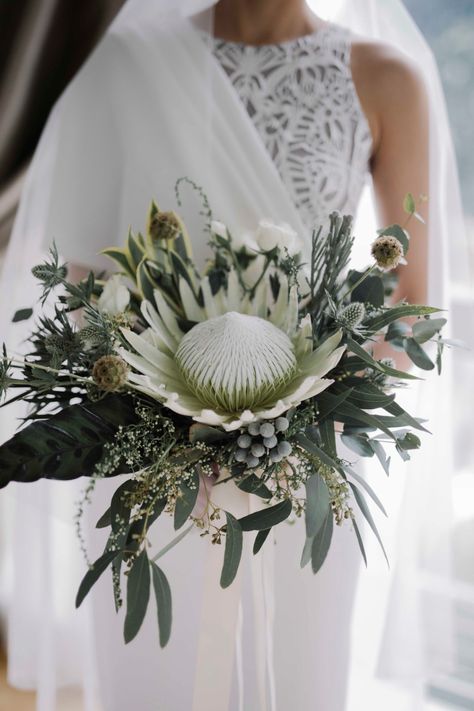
[0,0,471,709]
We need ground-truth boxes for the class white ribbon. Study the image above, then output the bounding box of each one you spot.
[192,478,278,711]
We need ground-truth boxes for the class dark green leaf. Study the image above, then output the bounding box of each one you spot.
[316,388,353,420]
[311,509,333,574]
[296,432,341,471]
[412,318,447,344]
[220,512,243,588]
[189,424,233,444]
[346,336,420,380]
[96,507,112,529]
[352,275,384,307]
[0,395,138,488]
[76,550,118,608]
[150,561,172,648]
[396,432,421,451]
[369,439,391,476]
[124,550,151,644]
[364,304,441,332]
[349,484,389,567]
[404,338,435,370]
[238,499,292,531]
[341,433,375,457]
[237,474,272,499]
[12,308,33,323]
[305,474,330,538]
[253,528,271,555]
[174,467,200,530]
[342,464,387,516]
[352,519,368,567]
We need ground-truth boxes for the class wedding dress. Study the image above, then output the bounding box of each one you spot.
[1,3,469,711]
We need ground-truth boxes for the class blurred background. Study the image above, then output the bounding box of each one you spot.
[0,1,472,709]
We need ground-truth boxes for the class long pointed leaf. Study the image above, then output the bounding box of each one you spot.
[349,483,389,568]
[238,499,292,531]
[124,550,151,644]
[150,561,172,648]
[220,512,243,588]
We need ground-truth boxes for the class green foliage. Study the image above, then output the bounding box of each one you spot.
[0,395,138,488]
[220,512,243,588]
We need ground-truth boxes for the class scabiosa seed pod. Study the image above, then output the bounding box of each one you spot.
[92,355,129,392]
[149,210,182,242]
[339,302,366,329]
[371,235,404,271]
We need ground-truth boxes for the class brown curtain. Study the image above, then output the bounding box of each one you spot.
[0,0,126,253]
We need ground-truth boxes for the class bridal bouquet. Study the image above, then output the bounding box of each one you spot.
[0,186,447,646]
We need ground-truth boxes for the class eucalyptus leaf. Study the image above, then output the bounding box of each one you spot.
[311,509,333,574]
[404,337,435,370]
[341,433,375,458]
[342,464,387,516]
[369,439,391,476]
[12,308,33,323]
[352,519,368,567]
[237,474,272,499]
[150,561,172,648]
[345,337,420,381]
[253,528,271,555]
[220,512,243,588]
[189,424,233,444]
[352,275,384,307]
[76,549,119,608]
[305,474,330,538]
[364,304,441,333]
[396,432,421,451]
[238,499,292,531]
[124,550,151,644]
[412,318,447,344]
[174,467,200,530]
[349,483,389,567]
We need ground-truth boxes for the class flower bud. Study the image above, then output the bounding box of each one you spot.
[92,355,129,392]
[371,236,404,271]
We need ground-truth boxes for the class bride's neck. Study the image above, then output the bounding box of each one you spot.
[213,0,324,45]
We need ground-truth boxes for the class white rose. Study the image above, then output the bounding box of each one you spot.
[97,275,130,315]
[211,220,228,238]
[255,219,302,255]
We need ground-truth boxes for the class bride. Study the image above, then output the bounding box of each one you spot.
[0,0,465,710]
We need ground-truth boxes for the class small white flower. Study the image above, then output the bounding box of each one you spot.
[255,219,302,255]
[211,220,228,238]
[97,275,130,315]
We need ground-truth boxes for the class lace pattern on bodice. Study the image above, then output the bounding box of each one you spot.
[212,23,373,232]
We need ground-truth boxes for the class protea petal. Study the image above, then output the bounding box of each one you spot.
[153,290,184,343]
[178,278,205,322]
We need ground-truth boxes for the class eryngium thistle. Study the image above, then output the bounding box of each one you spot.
[339,302,366,329]
[92,355,129,392]
[149,211,182,242]
[371,236,403,271]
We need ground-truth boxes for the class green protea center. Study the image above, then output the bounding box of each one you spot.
[175,312,297,412]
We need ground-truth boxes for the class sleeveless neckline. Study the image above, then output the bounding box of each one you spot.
[210,20,337,50]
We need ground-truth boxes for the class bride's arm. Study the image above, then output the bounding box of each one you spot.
[352,40,430,370]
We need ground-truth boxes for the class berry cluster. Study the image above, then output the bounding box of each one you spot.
[234,417,292,468]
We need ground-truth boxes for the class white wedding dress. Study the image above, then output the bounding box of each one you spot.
[2,2,469,709]
[84,22,374,711]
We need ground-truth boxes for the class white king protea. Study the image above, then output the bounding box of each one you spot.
[119,271,345,431]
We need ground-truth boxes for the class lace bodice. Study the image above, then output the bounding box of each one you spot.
[212,22,373,232]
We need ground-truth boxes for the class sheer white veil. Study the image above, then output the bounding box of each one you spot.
[0,0,472,707]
